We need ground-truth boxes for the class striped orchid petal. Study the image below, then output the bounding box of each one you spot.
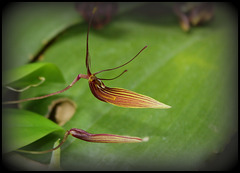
[69,128,142,143]
[88,75,171,109]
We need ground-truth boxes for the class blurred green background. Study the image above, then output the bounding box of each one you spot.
[2,2,238,171]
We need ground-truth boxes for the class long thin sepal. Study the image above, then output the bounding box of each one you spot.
[86,7,98,75]
[94,46,147,75]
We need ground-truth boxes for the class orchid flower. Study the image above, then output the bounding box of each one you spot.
[3,7,170,109]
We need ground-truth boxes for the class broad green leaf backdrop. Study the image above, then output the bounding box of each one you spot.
[2,2,237,171]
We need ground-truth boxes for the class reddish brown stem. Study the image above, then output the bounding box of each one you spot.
[16,130,70,154]
[86,7,97,75]
[3,74,88,104]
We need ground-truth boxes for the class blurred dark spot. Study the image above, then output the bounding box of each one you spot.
[173,2,214,32]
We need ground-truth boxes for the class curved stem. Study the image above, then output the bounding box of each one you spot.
[2,74,86,104]
[6,77,45,92]
[16,130,70,154]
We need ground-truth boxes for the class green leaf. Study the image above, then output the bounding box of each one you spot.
[3,62,65,89]
[2,2,237,171]
[2,109,64,153]
[2,2,82,71]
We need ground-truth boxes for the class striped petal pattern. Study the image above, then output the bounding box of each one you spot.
[69,128,142,143]
[88,75,171,108]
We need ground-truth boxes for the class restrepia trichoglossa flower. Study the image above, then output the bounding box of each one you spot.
[3,7,171,109]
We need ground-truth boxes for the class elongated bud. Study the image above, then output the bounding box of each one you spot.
[69,128,143,143]
[16,128,145,155]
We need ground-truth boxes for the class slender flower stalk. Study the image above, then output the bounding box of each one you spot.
[3,7,171,109]
[16,130,70,154]
[16,128,144,154]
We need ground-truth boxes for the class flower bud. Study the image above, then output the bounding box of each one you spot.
[69,128,143,143]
